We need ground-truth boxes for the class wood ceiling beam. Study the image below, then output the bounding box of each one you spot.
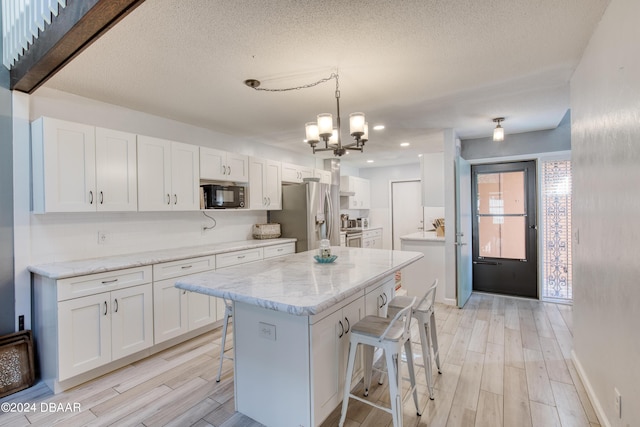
[10,0,146,93]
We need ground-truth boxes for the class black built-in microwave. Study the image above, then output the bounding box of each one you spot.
[201,184,245,209]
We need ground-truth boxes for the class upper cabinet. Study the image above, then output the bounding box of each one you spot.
[200,147,249,182]
[314,169,332,185]
[340,176,370,209]
[281,162,314,184]
[421,152,444,207]
[32,117,138,213]
[248,157,282,210]
[137,136,200,211]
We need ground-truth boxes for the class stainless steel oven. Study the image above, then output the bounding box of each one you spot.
[345,230,363,248]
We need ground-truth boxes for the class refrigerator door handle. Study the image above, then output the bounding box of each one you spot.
[325,189,333,241]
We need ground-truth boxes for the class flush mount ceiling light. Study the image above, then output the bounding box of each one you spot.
[244,73,367,157]
[493,117,505,142]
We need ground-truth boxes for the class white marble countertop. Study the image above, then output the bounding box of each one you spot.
[175,247,423,316]
[400,231,445,242]
[28,238,297,279]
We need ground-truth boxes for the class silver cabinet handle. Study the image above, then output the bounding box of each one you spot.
[228,166,231,176]
[267,197,271,206]
[344,317,350,334]
[277,248,283,252]
[181,265,193,269]
[100,191,104,204]
[101,278,118,285]
[89,191,94,204]
[237,255,246,259]
[166,194,171,205]
[114,298,118,313]
[338,320,344,338]
[379,295,385,309]
[104,301,108,315]
[222,165,227,175]
[174,194,178,205]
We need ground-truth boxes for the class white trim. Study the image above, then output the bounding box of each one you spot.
[572,350,610,427]
[467,150,571,165]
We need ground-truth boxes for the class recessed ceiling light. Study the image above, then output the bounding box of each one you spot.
[418,154,423,157]
[400,142,410,147]
[373,125,385,131]
[367,160,374,163]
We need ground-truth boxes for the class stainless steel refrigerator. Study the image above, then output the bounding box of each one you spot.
[270,178,340,253]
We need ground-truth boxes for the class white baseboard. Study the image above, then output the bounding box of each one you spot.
[571,350,610,427]
[443,297,457,306]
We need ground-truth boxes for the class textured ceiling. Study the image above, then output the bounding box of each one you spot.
[41,0,610,168]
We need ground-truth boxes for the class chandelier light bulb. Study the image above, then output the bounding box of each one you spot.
[349,112,365,136]
[305,122,319,143]
[317,114,333,138]
[328,129,339,147]
[362,122,369,143]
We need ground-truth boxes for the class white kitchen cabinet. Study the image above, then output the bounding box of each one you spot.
[153,256,217,344]
[311,295,364,426]
[421,152,444,207]
[340,175,370,209]
[263,242,295,259]
[364,276,395,317]
[56,269,153,381]
[200,147,249,182]
[31,117,138,213]
[248,157,282,210]
[314,169,332,185]
[363,228,383,249]
[282,162,314,183]
[137,136,200,211]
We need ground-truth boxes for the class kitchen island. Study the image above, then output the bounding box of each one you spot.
[175,246,423,427]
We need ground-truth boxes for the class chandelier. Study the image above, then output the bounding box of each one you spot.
[244,73,367,157]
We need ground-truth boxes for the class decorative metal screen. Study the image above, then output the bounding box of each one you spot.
[541,160,572,301]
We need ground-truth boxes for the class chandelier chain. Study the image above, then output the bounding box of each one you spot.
[249,73,339,93]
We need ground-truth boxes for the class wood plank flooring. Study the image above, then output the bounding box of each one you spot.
[0,293,599,427]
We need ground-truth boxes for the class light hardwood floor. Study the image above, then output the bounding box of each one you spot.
[0,293,598,427]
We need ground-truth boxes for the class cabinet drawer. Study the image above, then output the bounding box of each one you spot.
[216,248,263,268]
[153,256,216,281]
[263,243,295,259]
[363,229,382,239]
[57,266,152,302]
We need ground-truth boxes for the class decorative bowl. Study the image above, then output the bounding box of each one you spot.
[314,255,338,264]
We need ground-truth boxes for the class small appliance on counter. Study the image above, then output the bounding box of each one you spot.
[341,214,350,229]
[357,217,370,228]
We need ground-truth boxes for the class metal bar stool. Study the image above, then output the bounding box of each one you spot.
[387,279,441,400]
[215,299,233,382]
[338,297,421,427]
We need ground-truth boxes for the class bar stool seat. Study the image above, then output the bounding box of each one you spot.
[388,279,441,400]
[339,297,421,427]
[215,299,233,382]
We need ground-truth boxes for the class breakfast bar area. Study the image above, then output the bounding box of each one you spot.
[175,247,423,427]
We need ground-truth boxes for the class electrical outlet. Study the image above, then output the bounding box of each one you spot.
[614,387,622,419]
[258,322,276,341]
[98,231,109,244]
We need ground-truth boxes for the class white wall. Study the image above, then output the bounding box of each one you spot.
[13,88,319,329]
[570,0,640,425]
[359,163,421,249]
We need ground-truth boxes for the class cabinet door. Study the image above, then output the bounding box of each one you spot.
[264,160,282,210]
[171,141,200,211]
[41,118,96,212]
[137,136,172,211]
[311,309,343,426]
[226,152,249,182]
[199,147,227,181]
[248,157,266,209]
[153,279,189,344]
[356,177,371,209]
[341,298,365,389]
[95,127,138,212]
[314,169,332,185]
[58,293,111,381]
[282,162,302,183]
[111,284,153,360]
[187,292,217,330]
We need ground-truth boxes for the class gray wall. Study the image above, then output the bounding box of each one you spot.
[461,110,571,159]
[0,8,15,335]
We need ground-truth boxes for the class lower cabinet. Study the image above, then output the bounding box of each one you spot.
[364,276,395,317]
[153,256,217,344]
[363,228,383,249]
[57,279,153,381]
[311,295,364,426]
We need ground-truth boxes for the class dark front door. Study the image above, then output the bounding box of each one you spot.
[471,161,538,298]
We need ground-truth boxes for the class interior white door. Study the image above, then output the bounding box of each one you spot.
[455,151,473,308]
[391,180,423,249]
